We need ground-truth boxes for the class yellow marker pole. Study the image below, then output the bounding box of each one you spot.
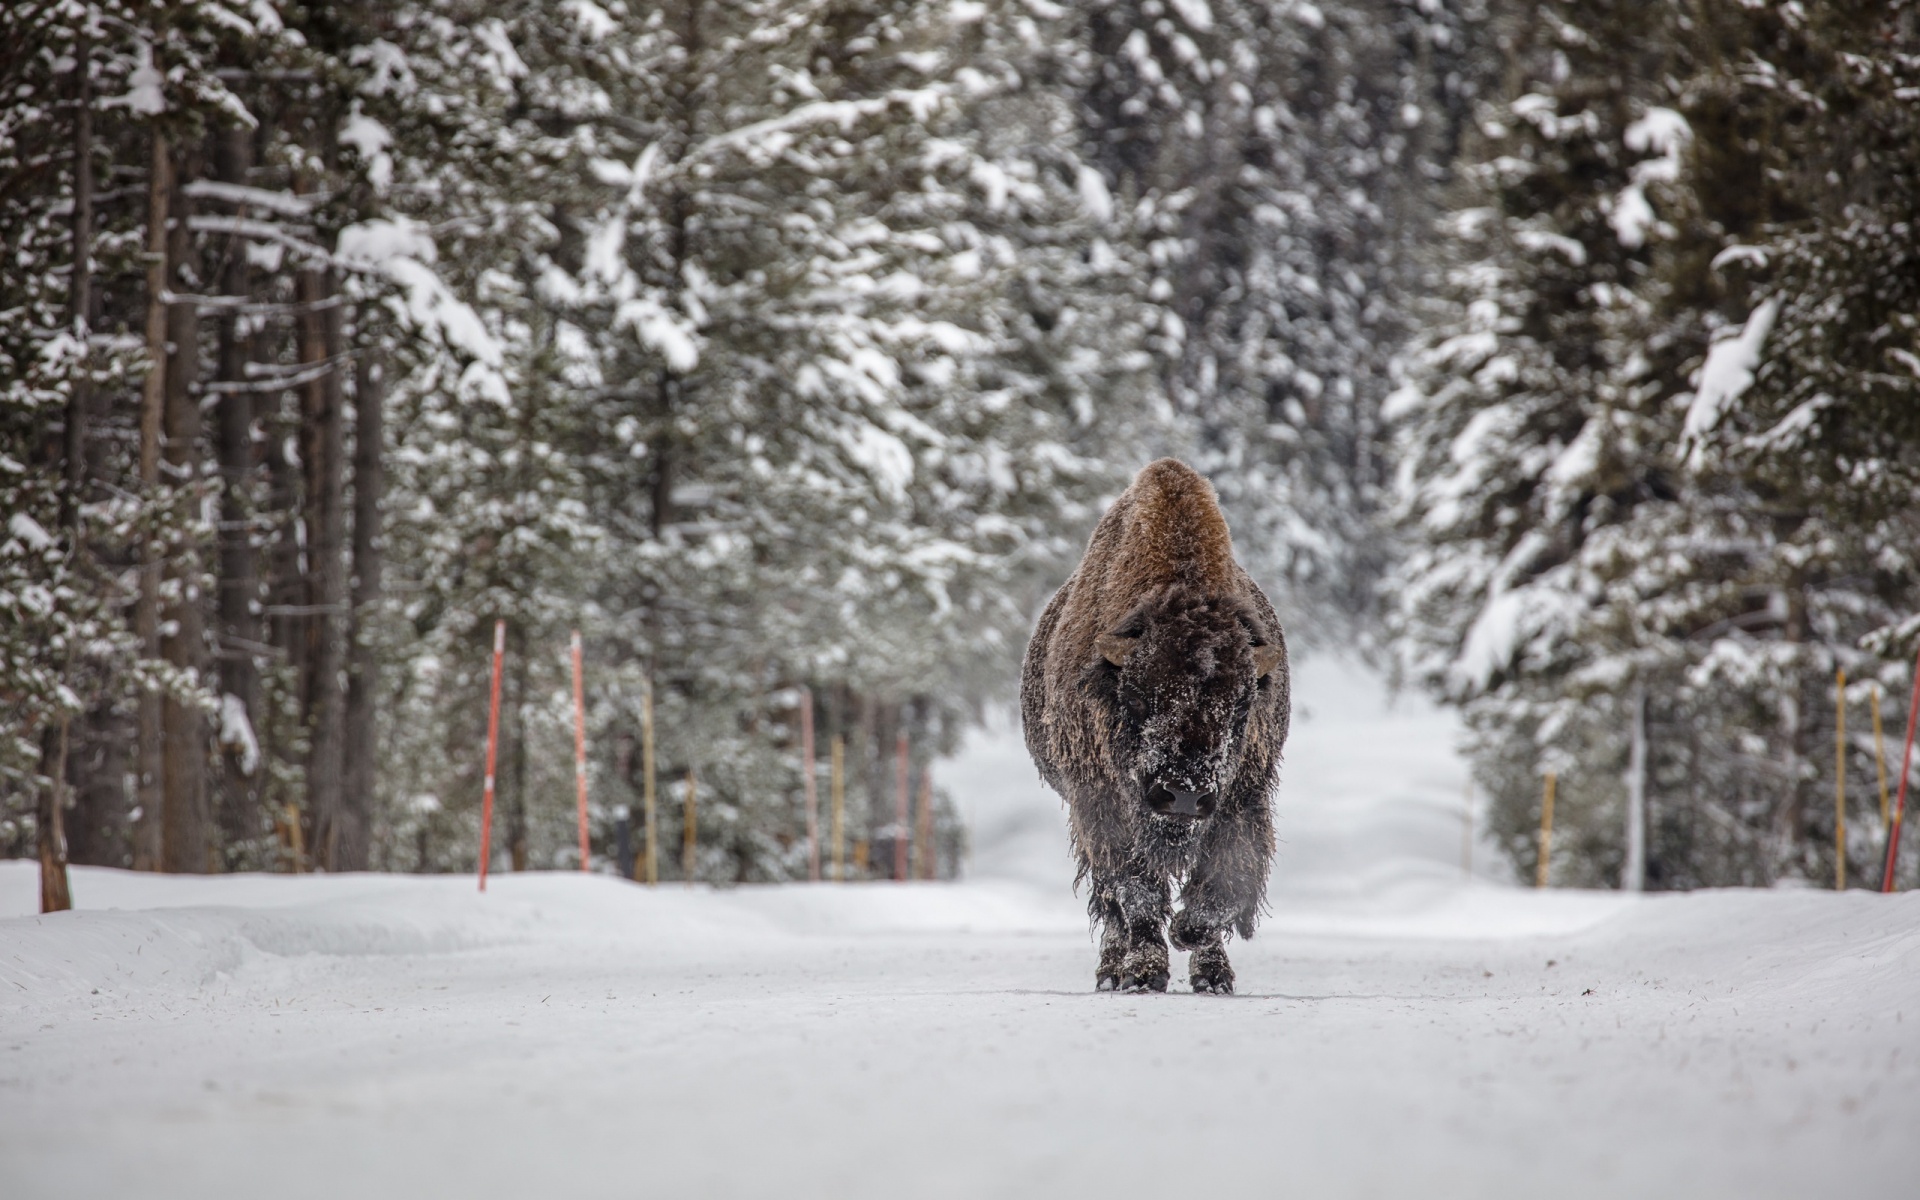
[830,734,845,883]
[1836,668,1848,890]
[641,684,658,886]
[1872,683,1890,825]
[1535,772,1556,889]
[683,768,697,886]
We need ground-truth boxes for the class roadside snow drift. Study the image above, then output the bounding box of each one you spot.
[4,657,1917,1198]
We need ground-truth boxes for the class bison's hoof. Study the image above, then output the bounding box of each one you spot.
[1096,972,1121,992]
[1189,946,1234,994]
[1117,945,1170,992]
[1118,970,1169,993]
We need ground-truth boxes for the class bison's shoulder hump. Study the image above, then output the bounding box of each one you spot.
[1106,459,1237,595]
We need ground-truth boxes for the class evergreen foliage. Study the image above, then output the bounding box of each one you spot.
[6,0,1915,894]
[1389,0,1920,889]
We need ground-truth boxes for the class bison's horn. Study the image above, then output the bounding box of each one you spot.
[1252,642,1284,677]
[1095,632,1140,667]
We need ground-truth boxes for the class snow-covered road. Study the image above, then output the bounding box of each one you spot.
[5,658,1917,1197]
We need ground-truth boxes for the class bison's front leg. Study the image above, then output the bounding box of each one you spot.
[1168,896,1235,993]
[1093,866,1170,992]
[1091,886,1127,991]
[1170,808,1272,995]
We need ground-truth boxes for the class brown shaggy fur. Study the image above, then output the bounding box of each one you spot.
[1021,459,1290,993]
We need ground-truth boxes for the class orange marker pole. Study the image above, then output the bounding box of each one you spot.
[478,619,505,892]
[895,730,909,882]
[571,631,589,872]
[1880,648,1920,892]
[801,687,819,882]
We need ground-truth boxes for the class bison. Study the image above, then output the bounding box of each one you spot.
[1021,459,1289,993]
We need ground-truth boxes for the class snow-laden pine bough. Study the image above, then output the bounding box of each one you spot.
[1021,460,1289,993]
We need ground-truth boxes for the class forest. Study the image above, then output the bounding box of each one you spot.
[2,0,1916,897]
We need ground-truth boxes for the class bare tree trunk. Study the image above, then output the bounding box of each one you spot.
[38,721,73,912]
[160,158,208,874]
[61,28,92,532]
[212,123,263,852]
[133,126,170,872]
[299,266,347,869]
[65,706,128,867]
[339,349,386,870]
[41,30,94,911]
[507,624,529,872]
[1624,683,1648,892]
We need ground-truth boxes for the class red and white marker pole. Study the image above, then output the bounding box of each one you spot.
[800,687,819,882]
[895,730,909,882]
[478,619,505,892]
[571,630,589,873]
[1879,646,1920,892]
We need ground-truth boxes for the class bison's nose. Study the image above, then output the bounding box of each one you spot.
[1146,781,1218,819]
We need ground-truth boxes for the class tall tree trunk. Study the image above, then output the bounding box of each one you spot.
[41,30,94,912]
[160,158,208,874]
[212,123,263,853]
[340,349,386,870]
[299,266,347,869]
[133,126,170,872]
[61,29,92,532]
[65,706,128,867]
[507,624,529,872]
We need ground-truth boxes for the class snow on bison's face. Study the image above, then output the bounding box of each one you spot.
[1088,588,1284,828]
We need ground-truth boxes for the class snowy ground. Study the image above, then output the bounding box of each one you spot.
[5,656,1918,1197]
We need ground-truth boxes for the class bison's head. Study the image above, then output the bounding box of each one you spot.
[1091,589,1283,826]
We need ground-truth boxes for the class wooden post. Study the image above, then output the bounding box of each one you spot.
[917,766,935,880]
[682,768,697,885]
[1872,684,1890,825]
[801,688,819,882]
[571,631,589,872]
[1535,772,1556,889]
[830,734,845,882]
[642,683,657,886]
[1836,668,1848,890]
[1879,648,1920,892]
[895,730,909,882]
[478,620,505,891]
[284,802,305,873]
[39,718,74,913]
